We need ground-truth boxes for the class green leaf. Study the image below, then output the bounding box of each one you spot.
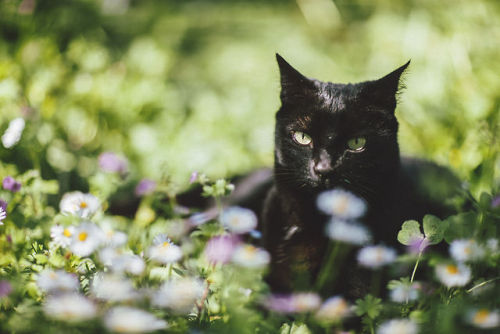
[355,294,382,319]
[397,220,423,246]
[422,215,447,245]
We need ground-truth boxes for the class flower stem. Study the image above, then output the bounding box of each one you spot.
[315,242,343,293]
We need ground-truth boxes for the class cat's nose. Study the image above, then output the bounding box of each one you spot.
[313,160,333,176]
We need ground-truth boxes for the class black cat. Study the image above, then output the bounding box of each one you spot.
[233,54,461,296]
[176,54,462,297]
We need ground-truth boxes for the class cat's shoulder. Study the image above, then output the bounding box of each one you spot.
[399,156,463,216]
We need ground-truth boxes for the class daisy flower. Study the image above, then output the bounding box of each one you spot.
[466,308,499,329]
[36,269,79,294]
[315,296,351,323]
[113,254,146,276]
[291,292,321,313]
[357,245,397,269]
[220,206,257,234]
[449,239,485,262]
[50,224,76,248]
[326,219,371,245]
[231,244,270,268]
[265,294,295,314]
[43,293,97,322]
[91,273,138,302]
[70,222,103,257]
[1,117,25,149]
[0,206,6,225]
[377,319,418,334]
[147,234,183,264]
[316,189,366,219]
[435,263,471,287]
[151,277,205,314]
[389,282,421,303]
[104,307,167,333]
[204,234,241,264]
[100,221,127,247]
[59,191,100,218]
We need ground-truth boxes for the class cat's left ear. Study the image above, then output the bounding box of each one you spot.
[363,60,410,110]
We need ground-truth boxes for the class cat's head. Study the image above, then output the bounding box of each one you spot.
[274,54,409,200]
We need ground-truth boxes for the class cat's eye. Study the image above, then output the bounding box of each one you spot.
[292,131,312,146]
[347,137,366,152]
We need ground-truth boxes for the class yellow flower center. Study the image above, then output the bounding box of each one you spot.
[162,241,171,248]
[63,228,72,237]
[78,232,88,241]
[49,272,57,279]
[230,217,241,226]
[79,201,88,209]
[243,245,257,259]
[334,196,349,214]
[474,309,490,324]
[464,246,471,254]
[446,265,459,275]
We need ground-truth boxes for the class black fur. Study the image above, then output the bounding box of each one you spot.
[258,54,460,296]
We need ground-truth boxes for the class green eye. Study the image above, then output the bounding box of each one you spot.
[347,137,366,151]
[292,131,312,146]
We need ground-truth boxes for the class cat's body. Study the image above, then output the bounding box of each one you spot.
[227,55,461,296]
[177,54,462,297]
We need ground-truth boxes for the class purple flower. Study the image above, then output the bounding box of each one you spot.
[2,176,21,192]
[0,280,12,298]
[0,199,7,211]
[189,171,198,184]
[204,235,241,264]
[265,294,295,313]
[135,179,156,197]
[492,195,500,208]
[98,152,128,175]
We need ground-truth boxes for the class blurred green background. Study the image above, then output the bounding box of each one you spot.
[0,0,499,196]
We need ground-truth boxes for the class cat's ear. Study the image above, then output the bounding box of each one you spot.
[363,60,410,110]
[276,53,315,100]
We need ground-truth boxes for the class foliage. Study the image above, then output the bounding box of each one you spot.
[0,0,499,333]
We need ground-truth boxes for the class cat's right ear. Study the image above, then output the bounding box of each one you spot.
[276,54,315,100]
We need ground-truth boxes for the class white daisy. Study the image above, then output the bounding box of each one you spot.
[50,224,76,248]
[435,263,471,287]
[147,234,183,264]
[325,219,371,245]
[231,244,270,268]
[36,269,79,294]
[91,273,138,302]
[99,221,128,247]
[220,206,258,234]
[151,277,205,314]
[70,222,103,257]
[357,245,397,269]
[377,319,418,334]
[0,206,7,225]
[486,238,498,254]
[113,254,146,276]
[43,293,97,322]
[315,296,351,323]
[59,191,100,218]
[291,292,321,313]
[316,189,366,219]
[1,117,25,148]
[449,239,485,262]
[104,306,168,333]
[466,308,499,329]
[389,282,420,303]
